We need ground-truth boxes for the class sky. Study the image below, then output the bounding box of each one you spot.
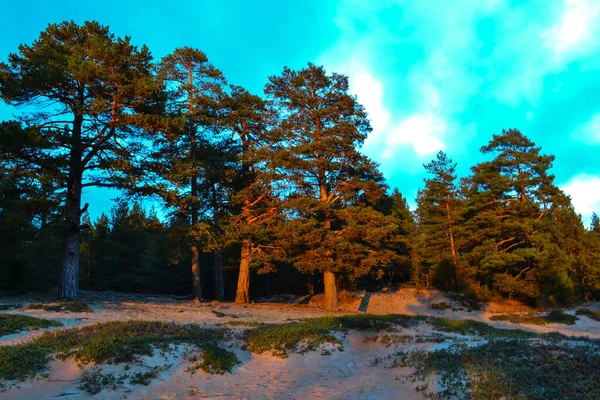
[1,0,599,225]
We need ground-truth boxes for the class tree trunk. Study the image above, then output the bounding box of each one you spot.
[214,249,224,301]
[191,242,202,300]
[445,201,459,287]
[59,176,82,300]
[323,271,338,310]
[235,239,252,303]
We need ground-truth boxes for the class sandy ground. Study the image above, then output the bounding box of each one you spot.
[1,289,599,399]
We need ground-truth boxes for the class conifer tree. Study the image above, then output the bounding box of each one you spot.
[152,47,227,300]
[0,21,161,299]
[416,151,462,289]
[266,63,397,309]
[222,86,283,303]
[461,129,558,301]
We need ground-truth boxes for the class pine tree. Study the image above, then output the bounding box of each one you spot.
[461,129,558,301]
[416,151,462,290]
[152,47,227,300]
[583,212,600,300]
[266,63,397,309]
[222,86,283,303]
[378,189,415,287]
[0,21,161,299]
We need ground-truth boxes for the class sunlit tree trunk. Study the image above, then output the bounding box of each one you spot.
[323,271,338,310]
[235,238,252,303]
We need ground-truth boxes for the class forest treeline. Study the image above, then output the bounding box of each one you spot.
[0,21,598,308]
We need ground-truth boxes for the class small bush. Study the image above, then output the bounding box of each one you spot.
[244,318,341,357]
[129,365,171,385]
[0,344,49,381]
[196,345,240,374]
[0,314,62,336]
[490,310,578,326]
[544,310,578,325]
[78,367,125,394]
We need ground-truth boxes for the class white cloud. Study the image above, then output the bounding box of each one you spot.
[387,114,447,156]
[348,70,447,158]
[544,0,600,55]
[319,50,447,160]
[560,174,600,226]
[348,71,390,140]
[573,113,600,143]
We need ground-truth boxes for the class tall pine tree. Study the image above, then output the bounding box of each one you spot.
[0,21,161,299]
[266,63,397,309]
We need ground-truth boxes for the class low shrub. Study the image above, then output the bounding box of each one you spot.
[78,367,126,394]
[490,310,578,326]
[0,314,62,336]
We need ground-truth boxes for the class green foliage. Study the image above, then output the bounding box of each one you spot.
[78,367,126,395]
[266,63,398,307]
[129,365,171,385]
[195,344,240,374]
[0,20,597,307]
[0,314,62,336]
[490,310,578,325]
[243,318,342,357]
[27,301,92,313]
[0,344,49,381]
[415,151,462,290]
[0,320,226,385]
[242,314,539,359]
[396,338,600,399]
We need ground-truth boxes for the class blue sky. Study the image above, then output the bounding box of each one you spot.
[1,0,599,225]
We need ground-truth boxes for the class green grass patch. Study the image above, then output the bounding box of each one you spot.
[0,345,49,381]
[27,301,93,313]
[243,317,342,357]
[194,344,240,374]
[394,338,600,399]
[576,309,600,322]
[490,310,578,326]
[0,314,63,336]
[0,320,227,383]
[243,314,541,357]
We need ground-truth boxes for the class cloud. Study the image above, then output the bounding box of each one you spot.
[560,174,600,226]
[385,114,446,156]
[543,0,600,56]
[348,71,390,140]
